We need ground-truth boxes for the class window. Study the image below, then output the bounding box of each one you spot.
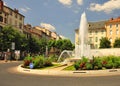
[4,18,7,23]
[19,23,22,29]
[89,31,92,35]
[5,13,7,16]
[89,37,92,42]
[89,24,91,27]
[110,24,112,28]
[95,37,98,42]
[19,16,22,20]
[15,13,17,18]
[10,10,12,15]
[116,29,119,35]
[95,31,98,35]
[110,30,112,35]
[95,44,98,49]
[116,24,118,28]
[0,16,3,22]
[101,30,104,34]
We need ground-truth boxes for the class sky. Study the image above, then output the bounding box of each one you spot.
[3,0,120,43]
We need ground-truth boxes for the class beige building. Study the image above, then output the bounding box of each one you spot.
[75,21,106,49]
[0,0,24,32]
[23,25,61,41]
[106,17,120,46]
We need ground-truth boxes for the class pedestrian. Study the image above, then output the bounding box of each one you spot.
[4,52,7,62]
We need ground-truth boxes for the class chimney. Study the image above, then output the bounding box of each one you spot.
[110,18,114,20]
[0,0,3,11]
[14,8,19,13]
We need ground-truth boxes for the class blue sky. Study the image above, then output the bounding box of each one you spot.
[3,0,120,43]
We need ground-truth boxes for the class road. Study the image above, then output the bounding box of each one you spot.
[0,61,120,86]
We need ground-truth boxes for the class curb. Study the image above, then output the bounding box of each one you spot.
[17,65,120,77]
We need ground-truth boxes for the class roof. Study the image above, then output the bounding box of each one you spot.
[106,17,120,23]
[75,20,106,31]
[88,20,106,29]
[4,5,25,17]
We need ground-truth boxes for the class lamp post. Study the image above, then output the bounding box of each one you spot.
[45,46,48,57]
[11,42,15,60]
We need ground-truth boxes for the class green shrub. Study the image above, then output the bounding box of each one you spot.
[93,57,102,70]
[49,55,58,62]
[74,60,81,70]
[86,63,93,70]
[105,60,113,69]
[32,57,44,68]
[23,55,53,69]
[74,56,120,70]
[111,56,120,68]
[44,58,53,66]
[23,55,32,67]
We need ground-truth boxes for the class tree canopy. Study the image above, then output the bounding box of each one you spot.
[99,37,111,48]
[113,38,120,48]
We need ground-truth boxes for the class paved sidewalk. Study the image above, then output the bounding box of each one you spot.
[0,60,19,64]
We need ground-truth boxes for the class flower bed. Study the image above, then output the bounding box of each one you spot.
[23,55,53,69]
[74,56,120,70]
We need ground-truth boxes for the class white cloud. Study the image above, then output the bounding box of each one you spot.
[20,6,31,13]
[77,0,83,5]
[89,0,120,13]
[60,35,67,39]
[58,0,83,8]
[4,2,7,6]
[40,23,56,31]
[58,0,72,6]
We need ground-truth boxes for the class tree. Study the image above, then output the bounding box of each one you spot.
[61,39,74,51]
[0,26,28,51]
[28,36,41,54]
[47,39,56,52]
[55,39,74,52]
[39,38,48,55]
[99,37,111,48]
[113,38,120,48]
[0,26,17,51]
[55,39,63,52]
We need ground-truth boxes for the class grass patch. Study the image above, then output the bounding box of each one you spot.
[64,65,76,71]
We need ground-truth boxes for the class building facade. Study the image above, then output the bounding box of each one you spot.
[0,0,24,32]
[75,21,106,49]
[105,17,120,46]
[23,25,61,41]
[75,17,120,49]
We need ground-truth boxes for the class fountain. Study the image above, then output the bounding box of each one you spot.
[57,12,91,63]
[57,12,119,64]
[75,12,91,58]
[57,50,74,62]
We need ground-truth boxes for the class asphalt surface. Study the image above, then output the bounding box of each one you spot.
[0,61,120,86]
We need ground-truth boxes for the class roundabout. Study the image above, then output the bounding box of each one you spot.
[18,63,120,77]
[0,61,120,86]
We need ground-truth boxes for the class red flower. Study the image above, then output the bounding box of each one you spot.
[102,61,107,65]
[80,62,85,68]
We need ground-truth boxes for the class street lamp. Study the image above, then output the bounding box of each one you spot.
[45,46,48,57]
[11,42,15,60]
